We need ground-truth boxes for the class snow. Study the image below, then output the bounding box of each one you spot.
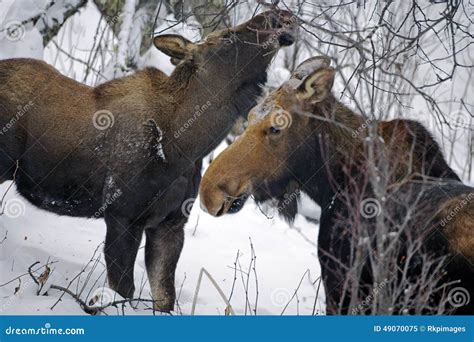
[0,0,89,60]
[146,119,166,162]
[113,0,136,77]
[0,179,322,316]
[0,22,43,60]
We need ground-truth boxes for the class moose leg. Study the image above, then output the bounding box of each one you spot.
[104,214,143,299]
[145,215,185,312]
[0,163,14,183]
[319,260,341,315]
[319,250,354,315]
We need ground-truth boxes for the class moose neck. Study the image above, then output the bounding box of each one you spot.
[169,61,267,163]
[302,100,364,209]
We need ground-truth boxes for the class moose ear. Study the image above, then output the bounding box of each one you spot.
[291,56,331,81]
[153,34,195,60]
[297,67,335,103]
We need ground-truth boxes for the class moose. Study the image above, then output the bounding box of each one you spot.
[0,10,296,311]
[200,57,474,314]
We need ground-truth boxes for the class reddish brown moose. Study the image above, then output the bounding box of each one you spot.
[200,57,474,315]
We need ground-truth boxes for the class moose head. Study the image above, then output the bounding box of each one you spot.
[154,9,299,163]
[198,55,474,316]
[154,10,297,68]
[199,56,341,221]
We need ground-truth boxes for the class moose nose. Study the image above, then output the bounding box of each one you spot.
[250,9,296,31]
[200,177,241,217]
[200,186,227,217]
[199,177,228,217]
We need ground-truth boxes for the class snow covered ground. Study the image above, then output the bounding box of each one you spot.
[0,177,323,316]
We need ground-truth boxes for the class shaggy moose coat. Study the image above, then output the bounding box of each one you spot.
[200,57,474,315]
[0,10,296,311]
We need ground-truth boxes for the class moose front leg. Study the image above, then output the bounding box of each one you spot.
[145,216,185,312]
[319,263,340,315]
[318,251,350,315]
[104,214,143,299]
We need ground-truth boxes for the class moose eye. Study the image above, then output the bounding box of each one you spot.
[268,126,281,135]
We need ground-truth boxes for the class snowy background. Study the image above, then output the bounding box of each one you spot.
[0,0,472,315]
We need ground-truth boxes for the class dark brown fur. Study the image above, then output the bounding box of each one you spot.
[0,10,296,311]
[200,57,473,314]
